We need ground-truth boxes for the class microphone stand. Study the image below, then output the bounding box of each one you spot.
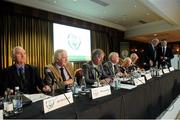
[54,79,79,119]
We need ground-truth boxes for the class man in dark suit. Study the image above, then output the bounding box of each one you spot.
[144,38,159,69]
[82,49,109,86]
[103,52,123,77]
[157,40,174,68]
[4,46,51,94]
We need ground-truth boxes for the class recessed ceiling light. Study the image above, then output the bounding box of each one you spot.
[154,33,157,37]
[53,0,57,3]
[73,0,78,2]
[146,13,150,16]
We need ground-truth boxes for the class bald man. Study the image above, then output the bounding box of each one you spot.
[144,38,159,69]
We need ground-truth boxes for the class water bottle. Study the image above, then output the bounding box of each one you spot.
[73,77,79,97]
[13,86,22,114]
[80,76,86,95]
[3,88,14,117]
[114,80,119,90]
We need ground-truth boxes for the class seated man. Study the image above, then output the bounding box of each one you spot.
[44,49,74,93]
[103,52,123,77]
[82,49,109,86]
[121,57,136,73]
[4,46,51,94]
[130,53,139,65]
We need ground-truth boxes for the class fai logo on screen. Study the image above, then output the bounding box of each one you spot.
[67,34,81,50]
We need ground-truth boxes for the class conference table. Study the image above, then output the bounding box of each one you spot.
[11,70,180,119]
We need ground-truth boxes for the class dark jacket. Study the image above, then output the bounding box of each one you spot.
[144,44,157,67]
[4,64,44,94]
[82,61,108,85]
[157,47,174,67]
[103,61,121,76]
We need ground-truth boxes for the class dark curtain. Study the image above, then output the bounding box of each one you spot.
[0,1,125,77]
[0,14,53,78]
[91,30,110,60]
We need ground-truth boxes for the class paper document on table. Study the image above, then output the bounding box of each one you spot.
[0,110,3,120]
[24,93,51,103]
[120,83,137,90]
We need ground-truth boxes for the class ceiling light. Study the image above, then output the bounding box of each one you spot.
[73,0,78,2]
[146,13,150,16]
[53,1,56,3]
[134,5,137,8]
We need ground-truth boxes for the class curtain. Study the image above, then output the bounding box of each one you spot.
[91,30,110,60]
[0,15,53,78]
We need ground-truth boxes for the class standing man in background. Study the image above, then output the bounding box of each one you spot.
[44,49,74,93]
[144,38,159,69]
[4,46,51,94]
[157,40,174,68]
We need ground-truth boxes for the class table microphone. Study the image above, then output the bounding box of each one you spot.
[46,69,79,118]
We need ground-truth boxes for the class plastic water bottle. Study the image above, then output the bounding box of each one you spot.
[115,80,118,90]
[13,86,22,114]
[73,77,79,97]
[3,88,14,117]
[80,76,86,95]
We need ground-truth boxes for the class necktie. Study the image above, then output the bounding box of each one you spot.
[19,67,25,89]
[113,65,116,75]
[154,47,156,60]
[60,67,66,81]
[163,47,166,55]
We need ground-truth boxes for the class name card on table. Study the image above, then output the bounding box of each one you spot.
[169,67,174,71]
[145,73,152,80]
[134,77,145,86]
[159,70,163,76]
[43,92,73,113]
[163,68,170,74]
[0,110,3,120]
[91,85,111,99]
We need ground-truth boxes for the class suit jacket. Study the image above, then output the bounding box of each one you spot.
[82,61,108,85]
[103,61,120,76]
[157,47,174,67]
[44,63,74,92]
[0,68,5,96]
[144,44,157,67]
[4,64,44,94]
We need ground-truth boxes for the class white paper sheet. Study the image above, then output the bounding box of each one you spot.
[24,93,51,103]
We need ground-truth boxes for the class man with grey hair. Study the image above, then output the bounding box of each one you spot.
[157,40,174,68]
[4,46,51,94]
[103,52,123,77]
[82,49,109,86]
[144,38,159,69]
[44,49,74,93]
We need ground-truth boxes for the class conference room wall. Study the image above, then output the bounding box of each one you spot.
[0,1,124,78]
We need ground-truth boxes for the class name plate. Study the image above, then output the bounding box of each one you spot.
[91,85,111,99]
[169,67,174,71]
[159,70,163,76]
[163,68,170,73]
[145,73,152,80]
[43,92,73,113]
[0,110,3,120]
[134,77,145,86]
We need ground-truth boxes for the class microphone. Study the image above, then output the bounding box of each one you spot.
[45,69,78,118]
